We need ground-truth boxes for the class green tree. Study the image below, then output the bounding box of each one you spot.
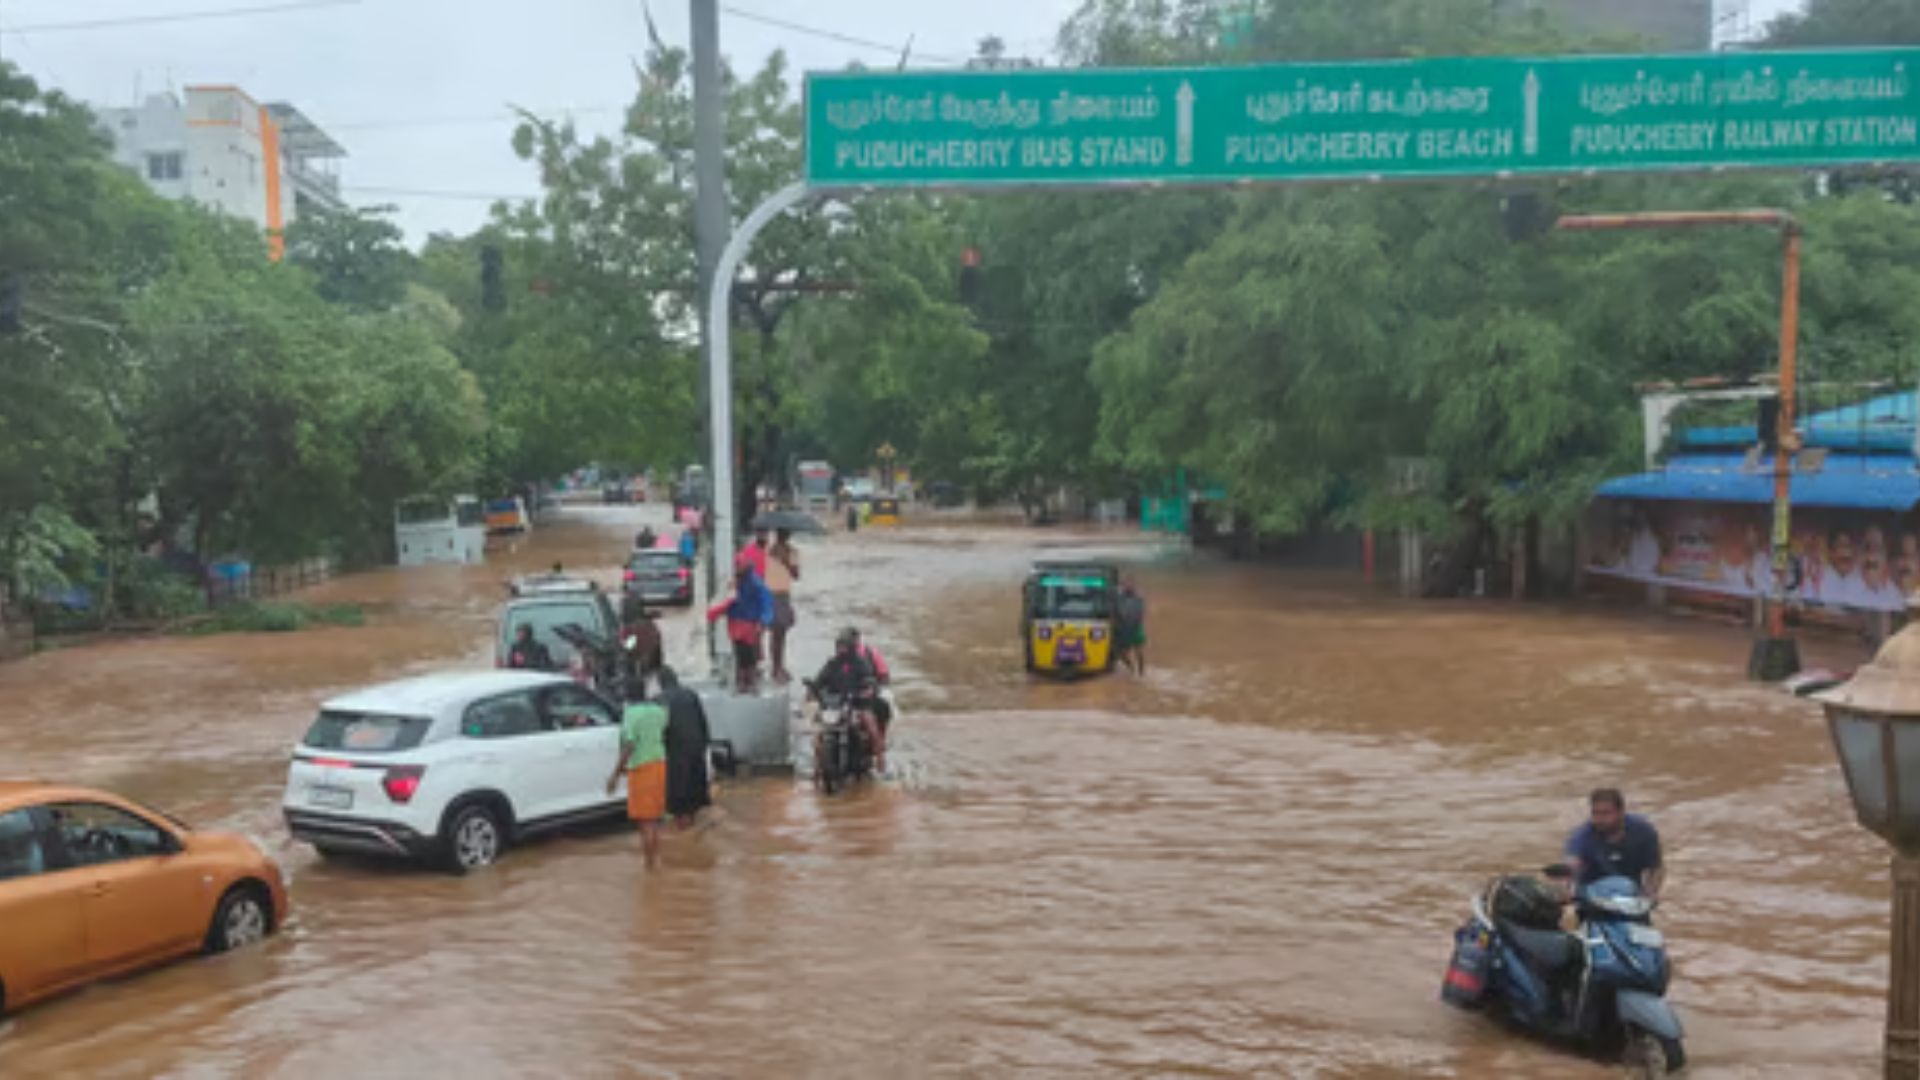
[286,205,414,312]
[1767,0,1920,46]
[506,44,838,523]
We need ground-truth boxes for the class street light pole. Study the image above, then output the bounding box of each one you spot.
[1814,611,1920,1078]
[1557,209,1803,681]
[691,0,730,666]
[1892,854,1920,1078]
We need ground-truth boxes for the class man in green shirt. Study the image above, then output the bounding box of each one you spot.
[607,681,668,868]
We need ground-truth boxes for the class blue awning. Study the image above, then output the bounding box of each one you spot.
[1678,390,1918,452]
[1597,452,1920,511]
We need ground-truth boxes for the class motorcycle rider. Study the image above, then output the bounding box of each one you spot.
[810,630,885,774]
[1564,788,1664,901]
[846,626,893,731]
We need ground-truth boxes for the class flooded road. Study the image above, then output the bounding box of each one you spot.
[0,506,1893,1077]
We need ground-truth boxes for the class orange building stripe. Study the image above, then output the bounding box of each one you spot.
[258,105,285,262]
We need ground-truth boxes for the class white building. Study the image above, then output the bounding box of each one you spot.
[96,85,345,255]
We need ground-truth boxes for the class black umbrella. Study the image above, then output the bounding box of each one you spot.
[751,509,827,535]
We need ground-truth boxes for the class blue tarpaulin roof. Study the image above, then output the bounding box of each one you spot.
[1597,451,1920,511]
[1680,390,1918,452]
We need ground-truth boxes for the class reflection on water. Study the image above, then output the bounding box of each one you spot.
[0,506,1888,1077]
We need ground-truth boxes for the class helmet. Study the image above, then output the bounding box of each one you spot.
[843,625,862,641]
[835,629,858,651]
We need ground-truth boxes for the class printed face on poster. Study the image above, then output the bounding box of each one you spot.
[1589,500,1919,612]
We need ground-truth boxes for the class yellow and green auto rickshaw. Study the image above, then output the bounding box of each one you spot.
[869,496,902,527]
[1021,561,1120,677]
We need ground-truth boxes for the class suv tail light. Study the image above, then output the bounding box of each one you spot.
[383,765,426,804]
[677,567,691,581]
[623,569,636,582]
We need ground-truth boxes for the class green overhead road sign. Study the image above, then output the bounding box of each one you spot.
[805,48,1919,189]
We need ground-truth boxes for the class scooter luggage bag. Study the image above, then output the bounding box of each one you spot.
[1441,923,1492,1008]
[1492,875,1562,930]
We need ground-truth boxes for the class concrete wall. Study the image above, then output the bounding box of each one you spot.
[98,96,190,204]
[183,87,272,229]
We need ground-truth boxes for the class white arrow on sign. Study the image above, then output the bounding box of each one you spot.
[1176,80,1196,166]
[1523,68,1540,157]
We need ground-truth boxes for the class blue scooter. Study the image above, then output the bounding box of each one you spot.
[1445,867,1686,1076]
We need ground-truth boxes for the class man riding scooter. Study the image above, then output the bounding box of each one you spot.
[810,630,886,775]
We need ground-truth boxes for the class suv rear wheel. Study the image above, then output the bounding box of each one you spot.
[441,802,505,874]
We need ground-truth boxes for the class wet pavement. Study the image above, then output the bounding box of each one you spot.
[0,505,1893,1077]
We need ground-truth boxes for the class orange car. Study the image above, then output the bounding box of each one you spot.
[0,782,288,1015]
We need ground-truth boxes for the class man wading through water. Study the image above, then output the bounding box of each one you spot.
[1563,788,1664,901]
[1116,578,1148,675]
[608,680,668,868]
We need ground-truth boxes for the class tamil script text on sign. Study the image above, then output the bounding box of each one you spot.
[805,49,1920,188]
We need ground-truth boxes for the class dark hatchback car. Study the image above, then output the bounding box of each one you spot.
[624,549,693,606]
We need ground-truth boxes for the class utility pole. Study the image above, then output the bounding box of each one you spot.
[1557,209,1804,681]
[691,0,730,663]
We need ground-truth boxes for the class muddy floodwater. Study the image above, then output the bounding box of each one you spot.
[0,506,1895,1077]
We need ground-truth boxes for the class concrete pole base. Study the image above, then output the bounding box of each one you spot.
[1747,635,1802,682]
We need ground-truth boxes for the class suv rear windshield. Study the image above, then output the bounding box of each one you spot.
[504,599,606,661]
[303,710,434,753]
[629,551,683,572]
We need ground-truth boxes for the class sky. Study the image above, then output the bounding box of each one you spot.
[0,0,1806,244]
[0,0,1084,241]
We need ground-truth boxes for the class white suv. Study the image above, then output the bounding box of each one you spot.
[281,671,628,874]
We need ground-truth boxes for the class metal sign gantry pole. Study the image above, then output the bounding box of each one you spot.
[705,181,813,670]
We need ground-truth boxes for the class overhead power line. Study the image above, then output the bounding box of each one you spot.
[322,105,628,135]
[342,184,542,202]
[718,4,966,66]
[0,0,360,36]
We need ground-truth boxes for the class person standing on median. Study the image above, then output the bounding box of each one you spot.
[607,678,669,869]
[766,527,801,684]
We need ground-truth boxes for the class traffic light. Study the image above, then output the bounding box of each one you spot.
[959,246,981,306]
[1758,395,1781,454]
[479,245,505,312]
[1498,192,1550,242]
[0,276,21,334]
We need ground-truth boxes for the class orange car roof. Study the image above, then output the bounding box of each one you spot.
[0,782,122,812]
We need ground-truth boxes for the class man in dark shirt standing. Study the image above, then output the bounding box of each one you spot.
[506,623,556,671]
[1564,788,1664,900]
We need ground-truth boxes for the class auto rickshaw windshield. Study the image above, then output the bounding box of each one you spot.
[1029,574,1112,620]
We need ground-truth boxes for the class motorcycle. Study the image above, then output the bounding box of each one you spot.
[1443,868,1685,1078]
[803,678,874,795]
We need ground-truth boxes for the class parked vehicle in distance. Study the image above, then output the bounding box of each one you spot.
[926,481,964,508]
[0,782,287,1016]
[625,549,693,606]
[496,577,620,672]
[484,496,531,535]
[395,494,486,566]
[281,671,631,873]
[797,460,835,514]
[601,481,632,505]
[673,465,710,515]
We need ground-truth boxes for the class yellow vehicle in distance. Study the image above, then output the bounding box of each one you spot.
[869,496,902,527]
[1022,561,1119,677]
